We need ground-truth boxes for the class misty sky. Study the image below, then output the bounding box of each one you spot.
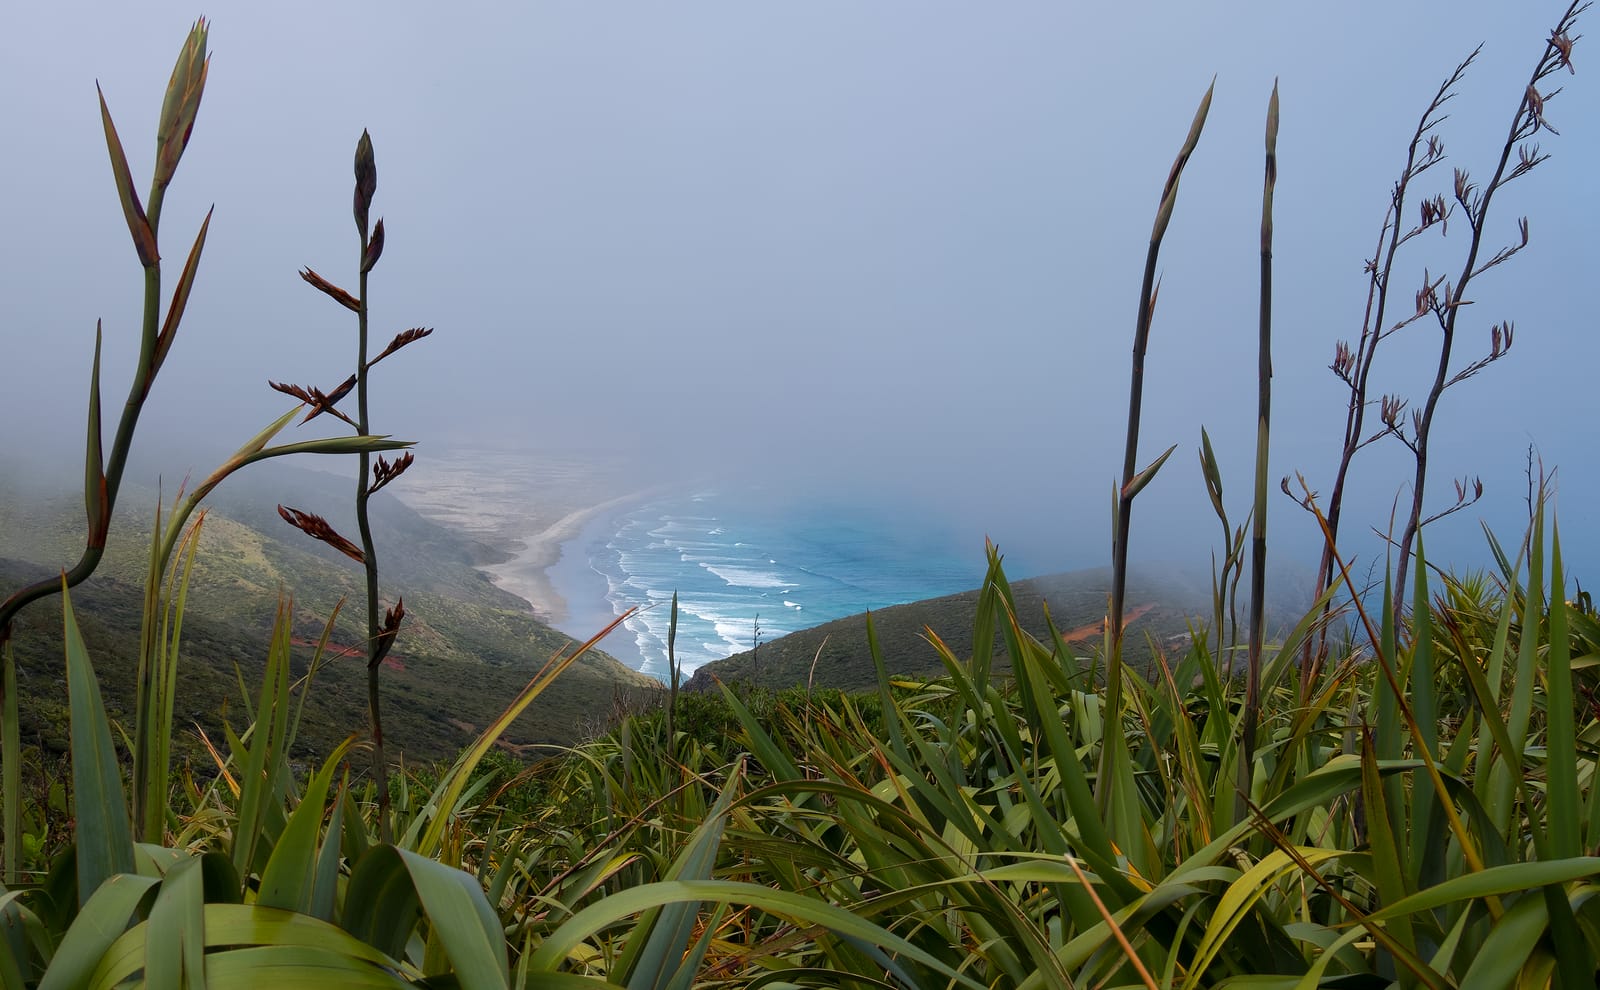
[2,2,1596,581]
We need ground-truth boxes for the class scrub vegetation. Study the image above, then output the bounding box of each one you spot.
[3,7,1599,986]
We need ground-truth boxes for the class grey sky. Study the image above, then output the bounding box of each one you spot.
[2,2,1596,578]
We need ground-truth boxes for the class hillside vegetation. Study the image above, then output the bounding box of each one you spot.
[688,562,1239,691]
[0,466,657,763]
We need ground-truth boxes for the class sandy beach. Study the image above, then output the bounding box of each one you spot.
[394,448,652,625]
[478,491,652,624]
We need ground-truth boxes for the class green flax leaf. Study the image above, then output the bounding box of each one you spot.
[62,583,135,905]
[96,86,157,267]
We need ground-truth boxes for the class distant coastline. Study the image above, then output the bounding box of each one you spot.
[393,448,654,641]
[480,490,653,625]
[398,453,995,681]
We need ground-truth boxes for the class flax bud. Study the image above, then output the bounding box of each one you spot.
[354,129,377,238]
[154,19,209,192]
[362,218,385,274]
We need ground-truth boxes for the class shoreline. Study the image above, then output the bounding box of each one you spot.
[478,489,656,625]
[544,506,654,672]
[392,448,669,673]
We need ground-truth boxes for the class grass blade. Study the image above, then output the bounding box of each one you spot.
[152,208,213,377]
[62,583,136,905]
[412,609,634,860]
[35,874,159,990]
[141,853,206,989]
[532,879,986,988]
[258,741,353,915]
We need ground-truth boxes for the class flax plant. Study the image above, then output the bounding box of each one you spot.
[1390,3,1587,601]
[1103,80,1212,821]
[127,413,410,844]
[507,503,1600,985]
[1240,81,1278,798]
[273,131,433,842]
[1302,1,1587,639]
[1198,426,1248,661]
[0,19,212,882]
[0,20,411,868]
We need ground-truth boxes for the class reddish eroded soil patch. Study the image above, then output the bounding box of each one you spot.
[288,636,406,671]
[1059,603,1155,643]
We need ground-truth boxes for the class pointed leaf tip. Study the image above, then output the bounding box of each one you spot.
[85,323,108,548]
[153,207,214,381]
[361,218,384,273]
[1122,443,1179,502]
[98,85,158,266]
[1150,80,1215,243]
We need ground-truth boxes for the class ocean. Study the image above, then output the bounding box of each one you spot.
[398,450,997,680]
[548,486,982,680]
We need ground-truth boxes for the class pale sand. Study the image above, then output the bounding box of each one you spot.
[393,449,658,626]
[479,489,655,623]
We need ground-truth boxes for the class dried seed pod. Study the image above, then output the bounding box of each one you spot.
[299,267,360,312]
[268,380,315,405]
[277,505,365,564]
[368,327,434,369]
[300,375,358,425]
[1551,29,1576,73]
[368,452,415,495]
[383,597,405,634]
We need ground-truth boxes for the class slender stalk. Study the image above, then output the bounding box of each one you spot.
[0,272,161,644]
[2,640,18,883]
[356,231,392,844]
[1241,81,1278,806]
[277,130,418,841]
[667,591,680,758]
[1100,80,1212,817]
[1109,236,1162,671]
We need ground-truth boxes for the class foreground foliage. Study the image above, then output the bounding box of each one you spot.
[505,511,1598,987]
[3,7,1597,988]
[4,508,1594,987]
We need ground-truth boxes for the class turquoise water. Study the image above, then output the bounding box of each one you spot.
[548,485,983,680]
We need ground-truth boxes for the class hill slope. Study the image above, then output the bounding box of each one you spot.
[1,465,657,764]
[684,563,1227,692]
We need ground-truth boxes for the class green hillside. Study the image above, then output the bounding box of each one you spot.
[0,465,658,765]
[685,562,1244,691]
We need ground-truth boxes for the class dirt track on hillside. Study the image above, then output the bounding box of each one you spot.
[1059,603,1154,643]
